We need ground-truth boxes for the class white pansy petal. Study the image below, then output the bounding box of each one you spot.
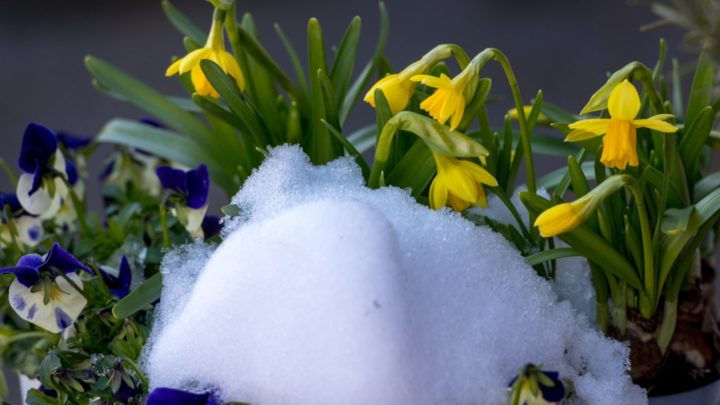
[52,150,68,177]
[15,216,43,247]
[17,173,52,216]
[8,274,86,334]
[176,204,208,234]
[54,200,77,231]
[38,180,65,221]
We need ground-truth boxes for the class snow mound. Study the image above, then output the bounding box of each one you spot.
[144,145,645,405]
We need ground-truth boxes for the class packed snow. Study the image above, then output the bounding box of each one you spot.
[143,146,645,404]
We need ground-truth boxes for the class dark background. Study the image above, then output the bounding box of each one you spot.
[0,0,688,401]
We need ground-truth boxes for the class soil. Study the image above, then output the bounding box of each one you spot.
[613,260,720,396]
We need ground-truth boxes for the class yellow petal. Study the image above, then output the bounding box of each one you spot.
[411,73,452,89]
[632,118,678,133]
[444,164,479,203]
[457,160,498,187]
[166,58,183,76]
[448,92,466,131]
[448,192,471,211]
[191,66,219,98]
[564,129,604,142]
[568,118,611,134]
[218,50,245,90]
[363,74,414,114]
[608,79,640,120]
[179,48,212,73]
[534,203,582,237]
[429,177,448,210]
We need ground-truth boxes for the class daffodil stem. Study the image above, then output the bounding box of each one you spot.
[207,9,227,49]
[488,49,536,194]
[622,176,656,318]
[369,121,397,188]
[0,158,17,187]
[159,203,171,249]
[492,187,530,238]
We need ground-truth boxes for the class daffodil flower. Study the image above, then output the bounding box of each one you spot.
[533,199,591,238]
[99,256,132,299]
[156,164,210,235]
[0,243,92,333]
[363,73,417,114]
[147,387,220,405]
[565,80,677,170]
[412,72,474,130]
[165,10,244,98]
[508,364,565,405]
[16,124,70,219]
[429,153,498,211]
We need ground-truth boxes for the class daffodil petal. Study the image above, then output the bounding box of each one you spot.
[429,177,448,210]
[449,94,465,131]
[568,119,610,135]
[564,129,603,143]
[457,161,498,187]
[608,80,640,120]
[178,48,211,74]
[632,118,678,133]
[411,74,451,89]
[448,192,471,211]
[219,51,245,90]
[444,165,479,203]
[166,58,183,76]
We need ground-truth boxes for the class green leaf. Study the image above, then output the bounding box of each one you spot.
[274,23,309,100]
[657,207,701,296]
[162,0,207,44]
[387,140,435,197]
[525,248,581,266]
[694,170,720,202]
[348,125,376,153]
[318,69,341,130]
[236,25,298,98]
[581,62,643,114]
[85,56,213,143]
[221,204,241,217]
[521,192,643,290]
[458,78,492,130]
[330,16,362,103]
[568,155,590,197]
[96,119,235,194]
[685,51,714,126]
[339,1,389,124]
[306,18,338,164]
[678,106,714,179]
[374,89,393,141]
[207,0,233,10]
[321,119,370,178]
[539,162,594,190]
[113,273,162,319]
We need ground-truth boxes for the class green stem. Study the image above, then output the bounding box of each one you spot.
[369,122,398,188]
[58,273,87,299]
[657,299,677,353]
[123,357,149,389]
[159,203,170,249]
[491,187,530,238]
[611,282,628,334]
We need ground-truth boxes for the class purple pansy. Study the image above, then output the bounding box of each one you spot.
[156,164,209,209]
[201,215,223,240]
[99,256,132,298]
[146,387,221,405]
[0,192,22,212]
[18,123,59,196]
[56,131,92,150]
[0,243,91,288]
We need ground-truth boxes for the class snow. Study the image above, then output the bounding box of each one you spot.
[143,146,645,404]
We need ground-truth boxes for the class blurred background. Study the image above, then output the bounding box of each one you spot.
[0,0,687,197]
[0,0,693,402]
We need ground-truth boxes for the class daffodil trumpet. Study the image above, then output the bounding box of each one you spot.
[566,80,677,170]
[165,8,245,98]
[429,153,498,211]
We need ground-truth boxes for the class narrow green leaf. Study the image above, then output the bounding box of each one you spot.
[685,51,714,126]
[657,207,701,295]
[85,56,212,142]
[162,0,207,45]
[678,106,714,179]
[112,273,162,319]
[318,69,341,130]
[539,162,594,190]
[331,16,362,103]
[694,170,720,202]
[387,140,435,197]
[236,25,298,98]
[347,124,376,153]
[568,155,590,197]
[274,23,309,100]
[525,248,581,266]
[306,18,337,164]
[458,78,492,130]
[321,119,370,178]
[339,1,389,123]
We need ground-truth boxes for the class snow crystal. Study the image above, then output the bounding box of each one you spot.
[144,145,646,405]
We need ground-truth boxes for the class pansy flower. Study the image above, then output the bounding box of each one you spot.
[16,124,70,219]
[508,364,566,405]
[147,387,221,405]
[0,192,43,248]
[0,243,92,333]
[156,164,210,236]
[102,149,163,198]
[99,256,132,298]
[201,215,223,240]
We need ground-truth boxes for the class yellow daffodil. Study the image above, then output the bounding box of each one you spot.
[565,80,677,170]
[412,73,471,130]
[363,73,416,115]
[534,201,587,237]
[429,153,498,211]
[165,11,244,98]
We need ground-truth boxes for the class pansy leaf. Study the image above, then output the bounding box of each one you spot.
[112,273,162,319]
